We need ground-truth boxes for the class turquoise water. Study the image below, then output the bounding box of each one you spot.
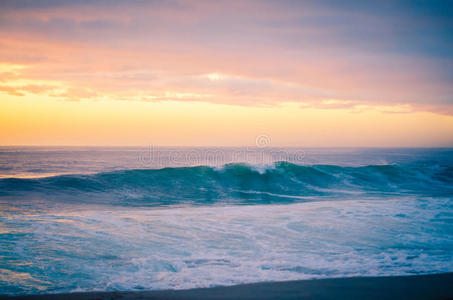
[0,147,452,295]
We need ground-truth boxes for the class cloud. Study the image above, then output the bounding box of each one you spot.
[0,84,62,97]
[0,0,451,113]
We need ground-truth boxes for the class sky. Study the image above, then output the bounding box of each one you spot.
[0,0,453,147]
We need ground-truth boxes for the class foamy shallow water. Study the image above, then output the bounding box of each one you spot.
[1,197,452,295]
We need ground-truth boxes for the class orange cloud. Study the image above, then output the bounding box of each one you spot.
[0,1,452,146]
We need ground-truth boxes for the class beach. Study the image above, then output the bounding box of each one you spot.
[4,273,453,300]
[2,0,453,298]
[1,148,453,297]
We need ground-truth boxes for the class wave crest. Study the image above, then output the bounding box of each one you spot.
[1,162,452,206]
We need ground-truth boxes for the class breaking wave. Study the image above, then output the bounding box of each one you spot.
[1,162,452,206]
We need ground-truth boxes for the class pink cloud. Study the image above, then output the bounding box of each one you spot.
[0,0,451,114]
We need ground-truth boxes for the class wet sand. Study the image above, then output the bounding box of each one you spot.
[3,273,453,300]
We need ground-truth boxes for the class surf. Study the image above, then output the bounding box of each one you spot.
[1,162,451,206]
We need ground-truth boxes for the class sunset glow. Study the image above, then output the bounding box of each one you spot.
[1,1,452,146]
[2,2,453,297]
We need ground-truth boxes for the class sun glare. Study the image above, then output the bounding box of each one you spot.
[206,73,224,81]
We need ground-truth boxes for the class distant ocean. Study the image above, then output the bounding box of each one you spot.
[1,147,452,295]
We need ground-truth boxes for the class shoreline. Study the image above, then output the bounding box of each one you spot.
[3,273,453,300]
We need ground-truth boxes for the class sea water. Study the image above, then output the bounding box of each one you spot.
[0,147,452,295]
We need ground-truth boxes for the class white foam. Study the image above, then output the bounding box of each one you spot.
[1,197,453,295]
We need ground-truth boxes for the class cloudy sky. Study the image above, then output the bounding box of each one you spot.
[1,0,452,146]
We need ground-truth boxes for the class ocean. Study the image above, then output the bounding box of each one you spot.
[0,147,452,295]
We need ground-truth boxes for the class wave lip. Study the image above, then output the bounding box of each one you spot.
[0,162,452,206]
